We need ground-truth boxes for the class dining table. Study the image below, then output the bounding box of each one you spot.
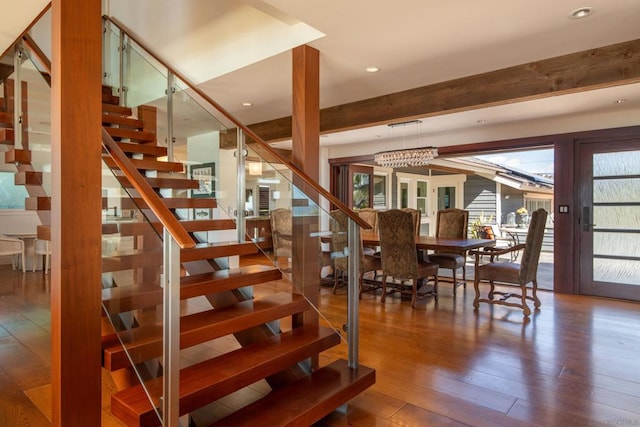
[359,231,496,252]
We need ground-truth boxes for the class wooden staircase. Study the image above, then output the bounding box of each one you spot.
[96,86,375,426]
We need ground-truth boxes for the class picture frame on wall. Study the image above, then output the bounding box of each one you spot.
[191,162,215,198]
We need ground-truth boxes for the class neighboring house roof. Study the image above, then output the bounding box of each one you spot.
[432,156,554,195]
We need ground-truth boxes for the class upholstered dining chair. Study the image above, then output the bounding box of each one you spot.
[330,210,381,295]
[0,236,25,273]
[269,208,292,270]
[472,208,548,317]
[378,209,438,308]
[427,208,469,296]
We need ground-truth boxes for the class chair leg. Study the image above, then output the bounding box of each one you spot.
[473,274,481,309]
[381,275,388,303]
[433,275,438,302]
[488,280,495,300]
[521,284,531,316]
[411,280,417,308]
[462,264,467,289]
[532,279,541,308]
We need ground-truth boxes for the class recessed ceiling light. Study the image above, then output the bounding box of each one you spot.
[242,102,253,107]
[477,119,487,124]
[615,99,627,104]
[365,66,380,73]
[569,7,593,19]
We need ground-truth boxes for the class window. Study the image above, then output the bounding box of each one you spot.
[0,172,27,209]
[373,174,387,209]
[416,180,428,215]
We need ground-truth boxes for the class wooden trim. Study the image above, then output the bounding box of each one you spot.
[235,38,640,143]
[101,128,195,249]
[103,16,370,231]
[22,33,52,76]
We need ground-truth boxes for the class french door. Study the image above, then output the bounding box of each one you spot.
[578,139,640,300]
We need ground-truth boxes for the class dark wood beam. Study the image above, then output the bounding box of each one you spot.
[51,0,103,425]
[220,37,640,148]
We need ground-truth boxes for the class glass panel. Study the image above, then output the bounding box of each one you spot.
[103,23,122,90]
[352,172,370,208]
[417,181,427,197]
[593,150,640,177]
[437,186,455,210]
[417,198,426,215]
[593,258,640,285]
[593,178,640,203]
[101,158,164,424]
[123,34,168,109]
[21,49,52,196]
[593,206,640,230]
[594,232,640,258]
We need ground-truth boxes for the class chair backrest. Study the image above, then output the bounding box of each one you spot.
[0,237,23,256]
[269,208,292,255]
[436,209,469,239]
[330,209,366,273]
[400,208,421,236]
[356,208,378,233]
[435,208,468,254]
[519,208,548,284]
[378,209,418,280]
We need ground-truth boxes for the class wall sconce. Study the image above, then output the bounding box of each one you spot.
[272,191,280,200]
[248,161,262,176]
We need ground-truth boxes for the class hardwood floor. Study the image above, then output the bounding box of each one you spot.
[1,261,639,426]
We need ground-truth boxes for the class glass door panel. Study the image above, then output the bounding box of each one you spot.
[578,141,640,300]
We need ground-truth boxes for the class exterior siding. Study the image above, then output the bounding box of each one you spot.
[464,175,497,226]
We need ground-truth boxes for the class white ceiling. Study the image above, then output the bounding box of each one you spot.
[4,0,640,156]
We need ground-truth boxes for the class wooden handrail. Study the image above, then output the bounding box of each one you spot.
[0,2,51,60]
[101,128,195,249]
[22,33,52,76]
[103,16,371,231]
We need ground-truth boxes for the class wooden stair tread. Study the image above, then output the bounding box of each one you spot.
[105,127,155,143]
[14,171,42,185]
[107,219,235,237]
[116,175,196,189]
[180,241,259,262]
[103,156,184,172]
[102,240,260,273]
[101,264,281,313]
[103,292,309,371]
[25,196,51,211]
[115,142,167,157]
[0,128,14,144]
[5,148,31,164]
[102,103,133,116]
[210,359,376,427]
[104,197,217,210]
[111,325,341,426]
[0,111,13,125]
[103,115,144,128]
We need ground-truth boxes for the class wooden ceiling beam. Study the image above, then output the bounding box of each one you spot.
[220,37,640,149]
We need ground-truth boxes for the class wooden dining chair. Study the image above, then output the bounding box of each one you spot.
[329,210,381,295]
[427,208,469,296]
[472,208,548,316]
[378,209,438,308]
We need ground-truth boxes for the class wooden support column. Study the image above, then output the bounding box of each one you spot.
[291,45,321,328]
[51,1,102,425]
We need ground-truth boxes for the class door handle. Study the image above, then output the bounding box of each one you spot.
[582,206,597,231]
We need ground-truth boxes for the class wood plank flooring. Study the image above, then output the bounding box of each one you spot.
[1,260,639,426]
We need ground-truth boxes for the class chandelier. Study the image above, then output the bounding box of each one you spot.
[374,120,438,168]
[374,147,438,168]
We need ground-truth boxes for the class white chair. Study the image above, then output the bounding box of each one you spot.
[34,239,51,273]
[0,236,25,273]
